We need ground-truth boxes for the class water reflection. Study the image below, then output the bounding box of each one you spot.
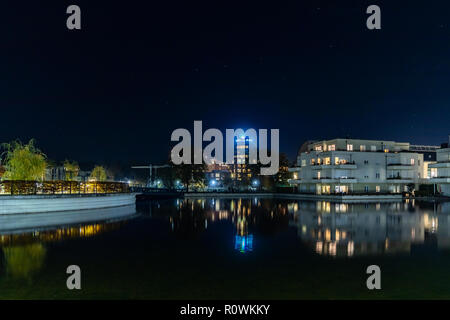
[289,200,450,257]
[0,205,137,280]
[3,243,46,280]
[158,198,289,253]
[149,198,450,258]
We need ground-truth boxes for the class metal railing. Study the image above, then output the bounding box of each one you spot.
[0,180,129,195]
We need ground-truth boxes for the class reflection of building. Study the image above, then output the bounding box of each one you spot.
[430,136,450,196]
[288,200,449,257]
[235,234,253,253]
[289,138,429,195]
[0,220,127,280]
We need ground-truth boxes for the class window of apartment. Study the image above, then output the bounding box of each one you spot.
[364,160,369,165]
[335,157,339,165]
[371,145,377,152]
[310,159,315,165]
[376,173,380,179]
[410,158,415,166]
[364,186,369,193]
[317,158,322,165]
[317,172,321,179]
[328,144,336,151]
[324,157,331,165]
[384,148,390,153]
[301,159,306,167]
[431,168,438,178]
[376,186,381,193]
[315,145,322,151]
[360,145,366,152]
[347,144,353,151]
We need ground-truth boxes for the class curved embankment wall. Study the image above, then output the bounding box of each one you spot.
[0,193,137,215]
[0,204,137,233]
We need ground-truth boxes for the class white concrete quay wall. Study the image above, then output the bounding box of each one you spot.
[0,193,137,215]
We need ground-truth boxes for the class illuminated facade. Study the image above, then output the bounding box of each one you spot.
[230,135,256,182]
[430,137,450,196]
[289,138,428,195]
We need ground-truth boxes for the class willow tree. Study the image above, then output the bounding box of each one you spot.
[64,160,80,181]
[1,139,47,181]
[89,165,107,181]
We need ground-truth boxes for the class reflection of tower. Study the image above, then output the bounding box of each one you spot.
[234,199,253,253]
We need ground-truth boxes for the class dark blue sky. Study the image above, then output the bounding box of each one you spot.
[1,0,449,165]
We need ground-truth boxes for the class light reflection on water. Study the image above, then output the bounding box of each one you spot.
[0,206,137,280]
[159,198,450,258]
[1,198,450,282]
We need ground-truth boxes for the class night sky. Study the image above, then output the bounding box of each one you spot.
[2,0,450,166]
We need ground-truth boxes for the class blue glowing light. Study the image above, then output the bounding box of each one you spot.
[234,235,253,253]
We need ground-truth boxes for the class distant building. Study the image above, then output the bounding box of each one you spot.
[230,135,256,182]
[430,136,450,196]
[289,138,427,195]
[45,166,66,181]
[205,161,231,189]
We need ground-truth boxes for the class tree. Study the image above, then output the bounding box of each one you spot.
[64,160,80,181]
[1,139,47,181]
[158,164,176,189]
[276,153,291,186]
[89,165,107,182]
[174,162,206,191]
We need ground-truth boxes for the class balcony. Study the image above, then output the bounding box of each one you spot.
[310,161,356,170]
[429,162,450,168]
[387,176,414,183]
[387,163,414,170]
[311,177,357,183]
[335,163,357,169]
[431,177,450,183]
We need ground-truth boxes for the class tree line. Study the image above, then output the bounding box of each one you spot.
[0,139,108,182]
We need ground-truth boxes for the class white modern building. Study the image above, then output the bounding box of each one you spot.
[430,137,450,196]
[289,138,427,195]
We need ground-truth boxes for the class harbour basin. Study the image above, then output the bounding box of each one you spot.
[0,198,449,299]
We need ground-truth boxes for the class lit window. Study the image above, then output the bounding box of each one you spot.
[315,145,323,151]
[328,145,336,151]
[410,158,415,165]
[360,145,366,152]
[376,186,381,193]
[371,145,376,152]
[301,159,306,167]
[347,144,353,151]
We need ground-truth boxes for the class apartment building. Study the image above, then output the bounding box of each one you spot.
[289,138,425,195]
[430,137,450,196]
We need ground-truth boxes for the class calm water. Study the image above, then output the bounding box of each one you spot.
[1,197,450,299]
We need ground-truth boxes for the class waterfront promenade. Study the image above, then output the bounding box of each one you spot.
[0,181,136,214]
